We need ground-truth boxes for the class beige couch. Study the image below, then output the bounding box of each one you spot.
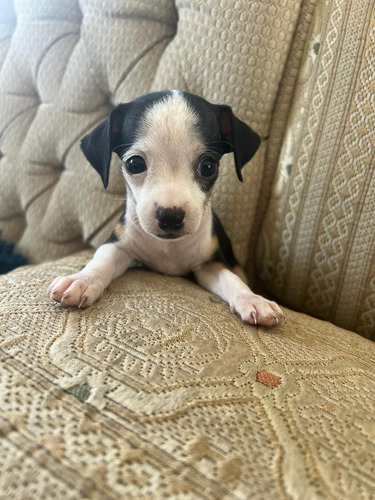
[0,0,374,498]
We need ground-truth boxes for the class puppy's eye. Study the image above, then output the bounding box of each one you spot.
[198,158,218,178]
[125,155,147,174]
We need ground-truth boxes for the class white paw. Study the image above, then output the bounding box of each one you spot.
[47,273,104,308]
[231,293,285,327]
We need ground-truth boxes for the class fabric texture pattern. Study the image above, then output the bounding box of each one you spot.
[257,0,375,338]
[0,252,374,499]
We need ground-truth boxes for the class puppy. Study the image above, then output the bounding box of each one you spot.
[48,90,284,327]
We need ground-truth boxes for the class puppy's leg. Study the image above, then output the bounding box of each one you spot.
[47,243,132,308]
[194,262,284,327]
[232,264,249,285]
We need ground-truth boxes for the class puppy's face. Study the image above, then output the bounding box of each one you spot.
[81,90,260,240]
[122,93,221,239]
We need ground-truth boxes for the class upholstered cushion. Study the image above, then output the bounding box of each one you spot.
[0,251,374,498]
[0,0,304,267]
[257,0,375,339]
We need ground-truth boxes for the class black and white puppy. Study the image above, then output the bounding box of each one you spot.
[48,90,284,326]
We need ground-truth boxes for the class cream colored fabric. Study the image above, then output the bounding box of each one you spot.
[249,0,318,267]
[0,251,374,498]
[257,0,375,339]
[0,0,15,69]
[0,0,303,266]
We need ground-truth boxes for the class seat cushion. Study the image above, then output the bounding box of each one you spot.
[0,252,374,498]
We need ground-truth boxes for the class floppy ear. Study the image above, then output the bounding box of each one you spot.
[217,105,261,182]
[80,104,129,188]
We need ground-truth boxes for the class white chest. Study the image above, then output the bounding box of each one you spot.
[124,223,215,276]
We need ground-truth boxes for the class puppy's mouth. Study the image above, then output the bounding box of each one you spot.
[137,208,201,241]
[157,232,186,240]
[137,217,190,240]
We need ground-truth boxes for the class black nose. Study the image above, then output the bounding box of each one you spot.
[156,207,185,232]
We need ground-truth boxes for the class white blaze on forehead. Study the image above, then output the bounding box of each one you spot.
[122,91,209,240]
[134,91,204,169]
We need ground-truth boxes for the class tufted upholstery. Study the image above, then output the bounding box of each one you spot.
[0,0,301,267]
[0,0,177,260]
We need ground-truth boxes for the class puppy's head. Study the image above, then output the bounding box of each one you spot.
[81,90,260,240]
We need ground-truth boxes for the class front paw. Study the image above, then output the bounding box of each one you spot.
[231,293,285,327]
[47,273,104,308]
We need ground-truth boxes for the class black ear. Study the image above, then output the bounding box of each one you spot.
[217,105,261,182]
[80,104,129,188]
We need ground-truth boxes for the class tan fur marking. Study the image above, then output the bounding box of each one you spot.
[205,235,220,263]
[232,265,248,285]
[115,223,125,241]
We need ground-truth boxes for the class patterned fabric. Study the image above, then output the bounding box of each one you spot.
[0,252,374,498]
[1,1,374,496]
[257,0,375,339]
[0,0,303,266]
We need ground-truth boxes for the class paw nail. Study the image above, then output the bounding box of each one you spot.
[78,296,87,308]
[250,311,257,325]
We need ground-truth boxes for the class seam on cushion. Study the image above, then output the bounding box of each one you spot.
[43,235,88,245]
[0,102,38,143]
[23,177,60,212]
[0,35,13,44]
[79,38,112,104]
[2,90,38,97]
[16,13,83,23]
[28,160,63,172]
[34,30,80,88]
[86,207,124,245]
[79,12,177,99]
[85,9,177,29]
[64,103,108,115]
[38,110,110,217]
[113,33,175,97]
[60,111,111,165]
[0,214,24,221]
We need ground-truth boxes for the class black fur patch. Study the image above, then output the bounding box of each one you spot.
[194,155,220,193]
[197,173,218,193]
[81,90,260,188]
[114,91,173,158]
[119,209,126,225]
[81,91,174,188]
[105,231,119,244]
[183,93,222,150]
[211,212,239,269]
[104,202,127,244]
